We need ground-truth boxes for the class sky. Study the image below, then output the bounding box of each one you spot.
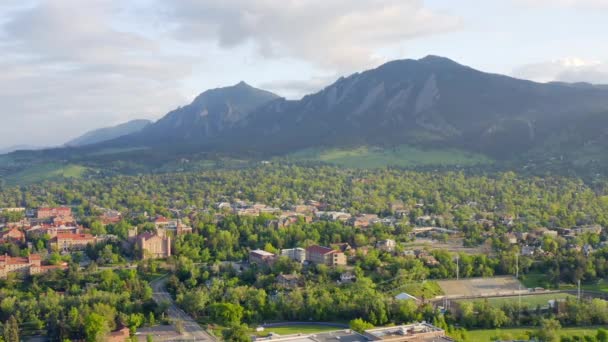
[1,0,607,149]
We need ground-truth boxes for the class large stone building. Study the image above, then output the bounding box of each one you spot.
[305,245,347,266]
[37,207,72,219]
[0,254,42,278]
[48,232,100,251]
[137,231,171,259]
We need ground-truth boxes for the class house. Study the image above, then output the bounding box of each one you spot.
[583,244,594,256]
[249,249,276,266]
[415,251,439,266]
[276,274,300,288]
[305,245,346,266]
[340,272,356,283]
[376,239,396,252]
[572,225,603,236]
[315,211,352,222]
[350,214,379,228]
[293,205,317,214]
[137,232,171,259]
[521,245,536,256]
[99,210,122,225]
[0,227,25,244]
[49,232,101,252]
[332,242,353,254]
[394,292,419,302]
[505,233,518,244]
[280,248,306,263]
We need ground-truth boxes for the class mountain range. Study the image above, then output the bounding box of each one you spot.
[5,55,608,174]
[65,119,152,147]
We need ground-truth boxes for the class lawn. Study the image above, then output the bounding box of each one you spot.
[284,145,492,168]
[522,273,608,293]
[254,325,344,336]
[520,272,553,289]
[458,293,575,309]
[466,326,603,341]
[3,163,88,185]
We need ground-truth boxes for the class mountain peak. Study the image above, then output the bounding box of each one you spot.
[418,55,461,66]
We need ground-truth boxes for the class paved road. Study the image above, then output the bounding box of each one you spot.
[150,275,216,341]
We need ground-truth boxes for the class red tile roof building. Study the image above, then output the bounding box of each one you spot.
[0,227,25,243]
[37,207,72,219]
[49,232,101,251]
[305,245,347,266]
[0,254,65,278]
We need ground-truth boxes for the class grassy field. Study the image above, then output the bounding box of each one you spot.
[254,325,344,336]
[284,145,492,168]
[522,272,608,293]
[3,163,88,185]
[466,326,602,341]
[458,293,575,309]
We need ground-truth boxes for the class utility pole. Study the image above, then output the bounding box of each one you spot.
[456,254,459,280]
[515,253,519,279]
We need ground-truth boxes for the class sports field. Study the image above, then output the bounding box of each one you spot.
[437,276,524,297]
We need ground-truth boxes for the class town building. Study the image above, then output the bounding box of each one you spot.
[249,249,276,266]
[154,217,193,235]
[137,232,171,259]
[280,247,306,263]
[376,239,397,252]
[0,254,66,278]
[37,207,72,219]
[350,214,380,228]
[340,272,356,283]
[0,227,25,244]
[27,224,84,239]
[363,323,451,341]
[276,273,300,288]
[305,245,347,266]
[49,232,101,252]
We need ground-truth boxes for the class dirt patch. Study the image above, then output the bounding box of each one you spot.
[437,276,524,298]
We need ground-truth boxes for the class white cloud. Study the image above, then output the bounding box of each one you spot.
[514,0,608,9]
[0,0,193,148]
[513,57,608,84]
[0,0,461,149]
[161,0,462,71]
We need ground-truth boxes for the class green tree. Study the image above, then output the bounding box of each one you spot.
[222,324,250,342]
[84,313,109,342]
[3,316,19,342]
[209,303,244,326]
[349,318,374,333]
[597,328,608,342]
[536,318,561,342]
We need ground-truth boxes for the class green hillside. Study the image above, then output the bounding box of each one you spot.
[1,163,88,185]
[284,145,493,168]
